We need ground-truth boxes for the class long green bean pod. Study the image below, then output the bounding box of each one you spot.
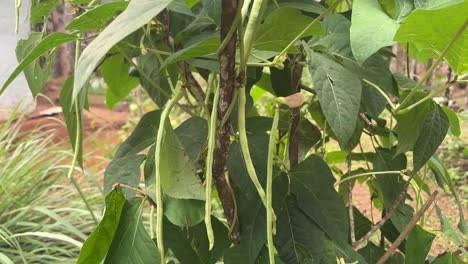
[155,87,185,263]
[242,0,268,66]
[205,86,221,250]
[238,86,267,205]
[267,106,280,264]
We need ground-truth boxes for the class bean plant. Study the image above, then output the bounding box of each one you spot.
[2,0,467,263]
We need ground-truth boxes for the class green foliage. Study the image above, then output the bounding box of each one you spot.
[3,0,468,262]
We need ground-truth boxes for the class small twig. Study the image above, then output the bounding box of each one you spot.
[376,190,439,264]
[299,84,317,95]
[112,183,158,209]
[353,172,413,247]
[359,112,373,129]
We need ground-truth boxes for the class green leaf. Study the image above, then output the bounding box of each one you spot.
[265,0,325,14]
[394,1,468,74]
[413,105,449,172]
[104,154,145,197]
[298,119,321,160]
[175,117,208,168]
[254,7,324,53]
[101,54,139,108]
[201,0,221,26]
[434,204,467,255]
[77,189,126,264]
[31,0,59,25]
[432,253,466,264]
[276,196,367,264]
[59,77,84,167]
[358,243,404,264]
[441,106,461,137]
[306,51,362,146]
[414,0,463,10]
[1,32,78,95]
[395,92,435,154]
[405,225,435,264]
[373,148,413,232]
[137,53,176,107]
[174,11,216,44]
[164,217,231,264]
[164,198,204,227]
[394,0,413,22]
[147,121,205,200]
[104,197,160,263]
[16,33,54,97]
[73,0,173,100]
[162,33,219,69]
[269,65,293,97]
[223,175,289,264]
[66,2,129,31]
[168,0,194,16]
[289,155,349,246]
[429,156,467,233]
[115,110,161,158]
[310,14,353,60]
[350,0,399,64]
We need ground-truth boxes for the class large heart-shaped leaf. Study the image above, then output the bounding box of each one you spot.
[164,217,231,264]
[413,105,449,172]
[350,0,399,64]
[77,189,126,264]
[115,110,161,159]
[405,225,436,264]
[289,155,349,246]
[104,154,146,197]
[146,121,205,200]
[306,51,362,146]
[394,1,468,74]
[276,197,367,264]
[73,0,173,100]
[104,197,160,263]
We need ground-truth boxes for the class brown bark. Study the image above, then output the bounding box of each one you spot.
[288,55,303,167]
[51,2,74,79]
[212,0,241,243]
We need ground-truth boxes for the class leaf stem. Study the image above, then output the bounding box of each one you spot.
[267,106,280,264]
[273,0,343,64]
[154,88,185,262]
[334,171,402,186]
[205,86,221,250]
[362,79,396,111]
[396,18,468,111]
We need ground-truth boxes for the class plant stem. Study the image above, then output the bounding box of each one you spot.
[398,79,457,115]
[376,191,438,264]
[334,171,402,186]
[213,0,241,242]
[274,0,343,63]
[154,88,185,262]
[205,87,220,250]
[362,79,396,111]
[397,19,468,111]
[217,0,244,56]
[219,88,239,128]
[267,106,280,264]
